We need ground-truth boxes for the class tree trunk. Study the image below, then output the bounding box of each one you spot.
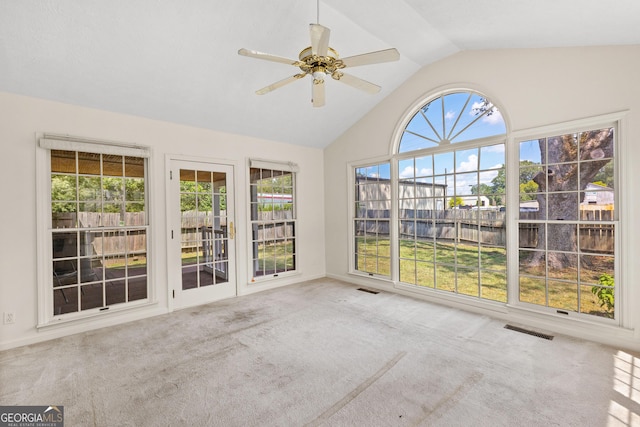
[525,129,613,269]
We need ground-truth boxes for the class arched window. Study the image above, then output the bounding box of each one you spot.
[394,90,508,301]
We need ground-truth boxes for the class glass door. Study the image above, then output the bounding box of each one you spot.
[169,160,236,308]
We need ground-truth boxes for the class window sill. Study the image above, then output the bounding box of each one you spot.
[348,271,393,283]
[37,299,158,330]
[249,270,300,284]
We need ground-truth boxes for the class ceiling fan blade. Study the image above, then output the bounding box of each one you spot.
[256,74,305,95]
[312,80,325,107]
[238,48,299,66]
[335,73,381,94]
[310,24,330,57]
[340,48,400,68]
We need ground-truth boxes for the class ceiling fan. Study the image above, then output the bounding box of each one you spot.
[237,3,400,107]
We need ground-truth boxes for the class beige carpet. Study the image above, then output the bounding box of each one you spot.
[1,278,639,426]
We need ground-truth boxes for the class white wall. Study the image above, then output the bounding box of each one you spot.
[0,92,325,350]
[324,45,640,350]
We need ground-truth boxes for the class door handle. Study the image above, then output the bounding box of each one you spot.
[229,221,235,239]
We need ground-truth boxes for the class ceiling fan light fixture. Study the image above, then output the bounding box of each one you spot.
[312,67,326,83]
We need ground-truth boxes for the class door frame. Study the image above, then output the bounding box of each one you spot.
[165,154,238,311]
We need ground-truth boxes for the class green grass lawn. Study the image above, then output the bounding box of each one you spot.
[182,241,294,275]
[355,237,613,318]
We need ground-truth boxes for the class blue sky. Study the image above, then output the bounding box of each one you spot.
[519,139,542,163]
[400,92,506,153]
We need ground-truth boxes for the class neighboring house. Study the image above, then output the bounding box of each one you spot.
[581,183,614,207]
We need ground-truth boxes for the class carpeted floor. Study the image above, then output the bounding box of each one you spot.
[1,278,639,426]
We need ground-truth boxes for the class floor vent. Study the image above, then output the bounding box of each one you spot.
[504,324,554,340]
[357,288,379,295]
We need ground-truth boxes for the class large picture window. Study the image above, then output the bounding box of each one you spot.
[354,88,622,323]
[249,162,297,279]
[49,148,149,316]
[398,144,506,301]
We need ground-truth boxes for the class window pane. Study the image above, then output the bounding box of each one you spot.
[81,283,103,310]
[51,175,77,201]
[580,224,614,254]
[458,268,479,297]
[480,144,505,170]
[548,281,577,311]
[125,156,145,178]
[481,271,507,302]
[435,266,455,292]
[456,149,478,172]
[579,254,614,284]
[434,152,454,175]
[520,140,543,164]
[51,150,76,173]
[78,176,101,201]
[102,155,123,177]
[106,280,126,305]
[54,287,78,315]
[519,276,546,305]
[53,232,77,258]
[78,152,101,175]
[416,262,434,287]
[519,250,544,277]
[547,224,577,252]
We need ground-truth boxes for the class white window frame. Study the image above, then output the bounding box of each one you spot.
[36,133,153,327]
[508,112,629,327]
[380,89,510,306]
[247,158,299,282]
[349,159,393,281]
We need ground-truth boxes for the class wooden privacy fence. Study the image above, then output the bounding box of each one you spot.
[392,209,505,246]
[181,210,294,251]
[252,210,294,241]
[357,207,614,252]
[53,212,147,256]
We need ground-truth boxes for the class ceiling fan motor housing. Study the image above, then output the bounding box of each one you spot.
[297,47,344,83]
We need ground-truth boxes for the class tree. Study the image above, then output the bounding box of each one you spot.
[448,196,464,208]
[592,160,614,188]
[526,129,614,269]
[491,160,539,198]
[470,183,495,205]
[519,181,538,201]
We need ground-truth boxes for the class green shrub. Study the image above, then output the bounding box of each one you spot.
[591,273,614,313]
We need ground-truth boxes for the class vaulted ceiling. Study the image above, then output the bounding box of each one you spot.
[1,0,639,148]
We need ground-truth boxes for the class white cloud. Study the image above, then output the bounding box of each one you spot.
[399,166,432,179]
[470,101,485,114]
[479,170,499,184]
[457,154,478,172]
[399,166,415,179]
[470,101,503,125]
[483,109,503,125]
[445,110,456,121]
